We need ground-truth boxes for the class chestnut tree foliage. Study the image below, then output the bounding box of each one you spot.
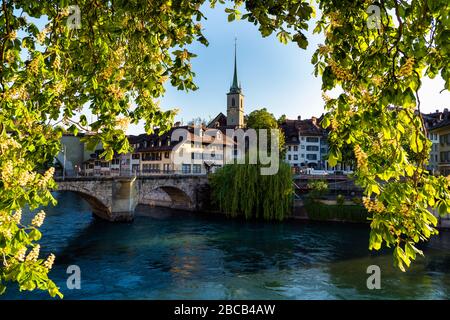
[0,0,449,296]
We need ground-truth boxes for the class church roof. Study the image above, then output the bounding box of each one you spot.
[207,112,228,128]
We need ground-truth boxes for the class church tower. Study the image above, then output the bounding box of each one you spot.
[227,39,244,127]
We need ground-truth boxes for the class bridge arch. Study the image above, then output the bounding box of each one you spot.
[57,184,112,220]
[138,177,199,210]
[151,186,193,209]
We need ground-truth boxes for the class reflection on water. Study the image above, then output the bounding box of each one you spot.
[2,192,450,300]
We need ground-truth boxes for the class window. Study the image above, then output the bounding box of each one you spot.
[143,164,160,172]
[301,145,305,149]
[293,155,298,160]
[193,164,202,174]
[293,146,298,151]
[306,146,319,151]
[232,97,235,107]
[306,154,317,160]
[440,151,450,163]
[132,153,140,160]
[142,152,161,161]
[288,155,292,160]
[191,153,202,160]
[163,164,171,173]
[182,164,191,174]
[165,152,170,158]
[306,137,319,143]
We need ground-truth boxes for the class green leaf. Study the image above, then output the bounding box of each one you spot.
[369,184,381,195]
[410,133,423,153]
[328,152,338,167]
[28,229,42,241]
[321,115,331,129]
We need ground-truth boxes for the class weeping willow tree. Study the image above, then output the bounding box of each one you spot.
[209,161,293,221]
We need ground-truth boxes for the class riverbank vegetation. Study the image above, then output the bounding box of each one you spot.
[304,181,369,223]
[209,162,293,221]
[304,199,369,223]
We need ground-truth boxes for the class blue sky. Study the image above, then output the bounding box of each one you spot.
[22,4,450,134]
[127,3,450,134]
[138,4,325,133]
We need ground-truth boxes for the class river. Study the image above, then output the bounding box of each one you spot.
[2,192,450,300]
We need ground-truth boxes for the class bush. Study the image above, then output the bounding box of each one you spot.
[336,194,345,206]
[352,196,362,205]
[307,179,328,199]
[304,199,370,223]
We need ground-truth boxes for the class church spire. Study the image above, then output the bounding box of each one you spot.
[229,38,241,94]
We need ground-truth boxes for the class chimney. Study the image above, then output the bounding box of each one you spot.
[297,115,301,121]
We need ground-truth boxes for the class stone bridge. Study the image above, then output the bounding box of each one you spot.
[55,175,209,222]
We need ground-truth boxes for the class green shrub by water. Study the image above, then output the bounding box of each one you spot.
[305,199,370,223]
[209,162,293,221]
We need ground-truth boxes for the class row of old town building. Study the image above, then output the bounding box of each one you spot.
[58,107,450,177]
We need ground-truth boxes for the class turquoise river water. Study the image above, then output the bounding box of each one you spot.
[2,192,450,300]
